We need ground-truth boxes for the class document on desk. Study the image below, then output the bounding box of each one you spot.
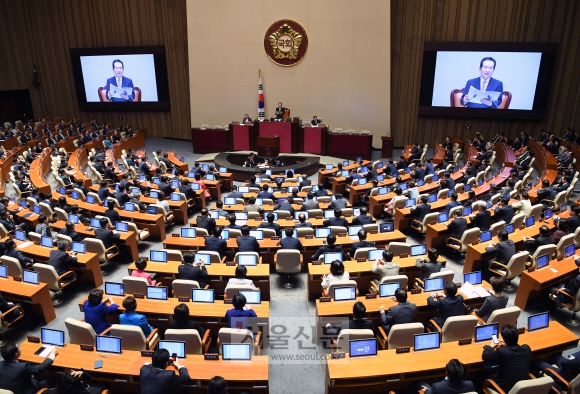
[38,345,55,358]
[459,282,491,298]
[17,241,32,249]
[466,86,500,103]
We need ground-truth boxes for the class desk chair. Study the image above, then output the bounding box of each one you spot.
[307,209,323,218]
[192,227,209,237]
[378,322,423,350]
[122,276,162,295]
[0,302,24,346]
[543,190,567,211]
[489,251,529,291]
[165,329,211,355]
[172,279,209,297]
[151,205,174,226]
[34,263,77,305]
[556,234,575,258]
[387,242,411,256]
[490,221,506,237]
[482,374,553,394]
[127,222,150,243]
[227,229,242,238]
[275,249,302,289]
[329,226,347,235]
[322,280,359,298]
[369,275,409,294]
[551,287,580,326]
[574,226,580,249]
[26,197,39,207]
[363,223,378,233]
[13,183,31,201]
[110,324,159,351]
[28,231,41,243]
[39,202,56,222]
[1,255,23,277]
[202,251,226,264]
[218,327,262,355]
[225,284,256,299]
[0,390,14,394]
[527,245,557,269]
[436,188,449,200]
[428,315,478,343]
[276,210,291,219]
[449,205,463,218]
[352,247,376,261]
[415,270,454,290]
[529,204,544,223]
[65,317,108,345]
[490,193,502,205]
[72,188,86,201]
[540,365,580,393]
[331,329,374,353]
[476,306,521,327]
[411,212,439,235]
[510,213,526,229]
[247,211,260,219]
[0,224,9,238]
[317,196,331,204]
[85,238,120,275]
[260,228,276,237]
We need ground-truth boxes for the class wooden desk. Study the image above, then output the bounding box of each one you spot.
[432,144,444,165]
[112,130,147,160]
[529,141,558,171]
[306,255,446,300]
[318,160,371,186]
[166,152,188,173]
[0,276,56,323]
[514,251,580,310]
[325,321,578,393]
[68,148,92,188]
[29,151,52,195]
[140,195,188,225]
[18,341,268,393]
[51,221,139,261]
[127,260,271,300]
[214,215,373,229]
[494,142,516,167]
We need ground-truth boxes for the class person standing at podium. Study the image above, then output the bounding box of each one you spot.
[275,102,286,120]
[242,114,253,123]
[311,116,321,126]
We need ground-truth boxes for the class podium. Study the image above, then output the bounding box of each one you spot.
[257,136,280,158]
[381,136,393,158]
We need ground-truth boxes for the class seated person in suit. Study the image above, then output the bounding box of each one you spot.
[119,295,154,336]
[59,220,83,242]
[244,196,264,215]
[225,265,256,293]
[227,185,244,200]
[170,303,205,338]
[247,175,259,188]
[131,257,156,286]
[379,288,417,335]
[274,197,295,216]
[47,240,78,282]
[534,351,580,392]
[321,260,350,290]
[419,359,475,394]
[473,276,508,322]
[470,201,491,231]
[551,218,569,244]
[409,195,431,225]
[241,114,252,123]
[536,179,557,207]
[416,248,442,281]
[323,208,348,227]
[139,348,191,394]
[225,214,242,230]
[205,226,227,259]
[178,252,208,287]
[312,234,343,262]
[494,197,515,224]
[483,229,516,280]
[326,301,375,339]
[550,256,580,304]
[302,192,320,210]
[154,191,170,214]
[445,210,468,248]
[280,227,302,250]
[104,200,122,225]
[196,209,216,234]
[409,142,423,161]
[83,289,119,335]
[311,115,321,126]
[295,213,313,228]
[256,213,281,236]
[257,184,275,200]
[372,250,400,279]
[314,183,329,197]
[522,225,554,254]
[328,194,347,209]
[4,238,33,269]
[444,193,462,214]
[95,217,122,249]
[225,293,257,328]
[352,206,373,225]
[349,229,375,258]
[236,225,260,253]
[427,281,464,331]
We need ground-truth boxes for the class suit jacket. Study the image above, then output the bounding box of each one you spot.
[461,77,503,108]
[329,199,347,209]
[237,235,260,252]
[178,263,208,283]
[5,247,33,268]
[485,240,516,265]
[447,217,468,240]
[414,168,425,180]
[138,161,151,174]
[59,228,83,242]
[425,379,475,394]
[257,221,281,236]
[444,201,462,214]
[83,300,119,334]
[494,205,515,224]
[0,358,54,394]
[524,235,554,254]
[410,204,431,222]
[204,236,227,258]
[482,344,531,392]
[349,240,375,258]
[428,294,465,327]
[380,302,417,328]
[312,244,343,261]
[169,319,205,338]
[104,167,117,181]
[116,191,131,206]
[323,217,348,227]
[157,182,174,197]
[196,216,216,233]
[352,215,373,225]
[275,202,295,216]
[105,208,122,225]
[48,249,77,275]
[94,228,120,249]
[295,221,313,228]
[537,186,556,203]
[314,189,329,197]
[35,222,52,238]
[472,210,491,231]
[280,236,302,250]
[105,76,135,102]
[302,200,320,210]
[139,364,191,394]
[299,179,312,189]
[178,185,196,200]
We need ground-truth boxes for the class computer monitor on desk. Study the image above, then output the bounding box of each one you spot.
[96,335,122,355]
[349,338,377,358]
[474,322,499,342]
[333,286,357,301]
[424,277,444,292]
[0,264,6,279]
[41,328,65,347]
[379,283,400,297]
[463,271,482,285]
[536,254,550,269]
[191,289,214,303]
[146,286,168,300]
[413,332,440,352]
[158,340,186,359]
[528,312,549,332]
[105,282,125,296]
[324,252,342,264]
[222,343,251,361]
[410,244,426,257]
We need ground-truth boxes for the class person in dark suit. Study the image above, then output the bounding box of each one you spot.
[461,57,503,108]
[445,210,468,248]
[138,156,151,175]
[534,350,580,391]
[0,341,59,394]
[328,194,347,209]
[196,209,216,234]
[204,227,227,258]
[224,214,242,230]
[349,229,375,258]
[104,200,122,225]
[178,252,208,287]
[115,184,131,207]
[103,162,117,182]
[323,208,348,227]
[59,221,83,242]
[536,179,557,207]
[484,230,516,279]
[409,142,423,161]
[241,114,253,123]
[379,288,416,335]
[257,184,275,200]
[522,225,554,255]
[419,359,475,394]
[310,115,321,126]
[47,240,77,280]
[326,302,374,339]
[274,197,295,216]
[554,175,572,193]
[170,303,205,338]
[157,176,174,197]
[302,192,320,210]
[4,239,33,269]
[274,102,286,120]
[236,225,260,253]
[482,325,531,392]
[413,163,425,180]
[226,185,244,200]
[352,206,373,225]
[280,227,302,250]
[178,179,197,201]
[105,59,135,102]
[312,234,343,261]
[256,213,281,236]
[494,197,515,224]
[299,175,312,190]
[473,276,509,322]
[295,213,313,228]
[471,202,491,231]
[410,195,431,224]
[314,183,329,197]
[94,218,121,249]
[139,348,191,394]
[97,181,114,201]
[427,281,464,330]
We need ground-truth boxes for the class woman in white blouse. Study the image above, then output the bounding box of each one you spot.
[321,260,350,289]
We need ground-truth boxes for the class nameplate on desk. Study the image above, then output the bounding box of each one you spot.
[527,266,536,273]
[517,327,526,334]
[80,344,94,351]
[471,240,480,245]
[285,217,293,221]
[370,230,378,234]
[178,297,189,302]
[338,233,346,237]
[13,277,22,281]
[399,253,409,258]
[143,257,149,261]
[344,214,352,218]
[319,297,331,302]
[254,217,262,221]
[331,352,345,359]
[133,293,144,299]
[396,346,410,354]
[171,234,180,237]
[312,261,321,265]
[226,262,236,266]
[204,353,219,361]
[27,336,40,343]
[316,216,323,220]
[558,256,564,261]
[33,241,40,245]
[458,338,472,346]
[296,201,303,205]
[365,294,376,299]
[356,258,366,262]
[141,350,154,357]
[411,289,422,294]
[430,221,436,225]
[271,236,280,240]
[305,235,313,239]
[224,299,233,304]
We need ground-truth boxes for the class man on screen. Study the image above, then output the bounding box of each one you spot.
[106,59,135,102]
[461,57,503,108]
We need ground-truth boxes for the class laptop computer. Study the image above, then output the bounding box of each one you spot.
[224,197,236,205]
[96,335,122,355]
[410,244,427,257]
[528,312,549,332]
[413,332,441,352]
[105,282,125,296]
[181,228,196,238]
[324,252,343,264]
[565,244,576,258]
[158,340,186,359]
[325,164,334,170]
[90,218,101,228]
[0,264,7,279]
[71,242,86,254]
[281,229,298,239]
[146,286,168,300]
[536,253,550,269]
[194,253,211,266]
[222,229,230,240]
[238,254,258,266]
[349,338,378,357]
[368,249,382,261]
[249,230,264,240]
[343,160,349,166]
[71,191,79,200]
[315,228,331,238]
[239,290,261,304]
[115,222,129,232]
[150,250,168,263]
[170,180,181,188]
[191,289,214,303]
[33,205,41,214]
[222,343,251,361]
[474,322,499,343]
[201,164,210,171]
[333,286,357,301]
[400,184,408,191]
[437,213,449,223]
[40,237,53,248]
[463,271,482,285]
[405,199,416,208]
[417,180,425,186]
[479,231,492,242]
[525,216,535,227]
[379,283,400,297]
[424,277,444,292]
[560,203,568,213]
[41,328,65,347]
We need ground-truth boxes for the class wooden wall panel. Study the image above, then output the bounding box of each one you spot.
[0,0,190,140]
[391,0,580,147]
